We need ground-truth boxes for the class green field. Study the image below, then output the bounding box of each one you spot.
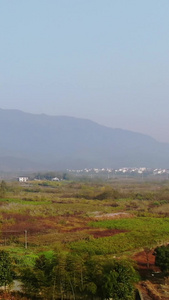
[70,217,169,255]
[0,178,168,299]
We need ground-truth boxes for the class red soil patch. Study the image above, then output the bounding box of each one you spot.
[61,226,126,238]
[0,292,29,300]
[133,249,161,283]
[0,213,63,235]
[133,250,158,271]
[0,211,127,242]
[133,250,167,299]
[61,226,91,233]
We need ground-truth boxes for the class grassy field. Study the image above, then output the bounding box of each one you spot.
[0,178,168,258]
[70,217,169,255]
[0,178,168,299]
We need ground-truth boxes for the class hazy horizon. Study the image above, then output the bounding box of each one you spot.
[1,1,169,142]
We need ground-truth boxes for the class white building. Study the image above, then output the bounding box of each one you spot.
[18,177,28,182]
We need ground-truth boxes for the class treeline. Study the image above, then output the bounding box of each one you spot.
[20,252,139,300]
[0,249,139,300]
[1,245,169,300]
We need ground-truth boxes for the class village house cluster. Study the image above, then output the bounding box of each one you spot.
[67,167,169,176]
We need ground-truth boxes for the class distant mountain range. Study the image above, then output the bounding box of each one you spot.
[0,108,169,172]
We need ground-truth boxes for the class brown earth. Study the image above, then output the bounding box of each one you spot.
[61,226,126,237]
[94,211,132,219]
[133,250,169,300]
[133,250,158,271]
[0,291,30,300]
[0,212,129,246]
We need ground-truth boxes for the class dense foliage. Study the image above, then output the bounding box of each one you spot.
[20,253,139,300]
[154,245,169,272]
[0,250,15,287]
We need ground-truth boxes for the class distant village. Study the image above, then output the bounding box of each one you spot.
[67,167,169,177]
[17,167,169,183]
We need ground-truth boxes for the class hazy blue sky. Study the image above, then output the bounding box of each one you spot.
[1,1,169,142]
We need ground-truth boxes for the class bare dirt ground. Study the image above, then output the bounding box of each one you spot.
[133,250,169,299]
[93,211,132,219]
[0,211,132,245]
[0,291,30,300]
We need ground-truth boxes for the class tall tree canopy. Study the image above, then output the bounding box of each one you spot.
[0,250,15,287]
[154,245,169,272]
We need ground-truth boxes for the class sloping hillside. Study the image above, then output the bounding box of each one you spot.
[0,108,169,171]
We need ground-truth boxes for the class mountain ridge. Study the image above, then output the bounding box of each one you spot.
[0,108,168,172]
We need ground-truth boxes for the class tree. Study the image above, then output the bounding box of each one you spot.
[65,253,87,299]
[21,253,139,300]
[85,257,139,300]
[20,267,39,296]
[0,180,7,198]
[154,245,169,272]
[21,253,59,299]
[0,250,15,288]
[100,260,139,300]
